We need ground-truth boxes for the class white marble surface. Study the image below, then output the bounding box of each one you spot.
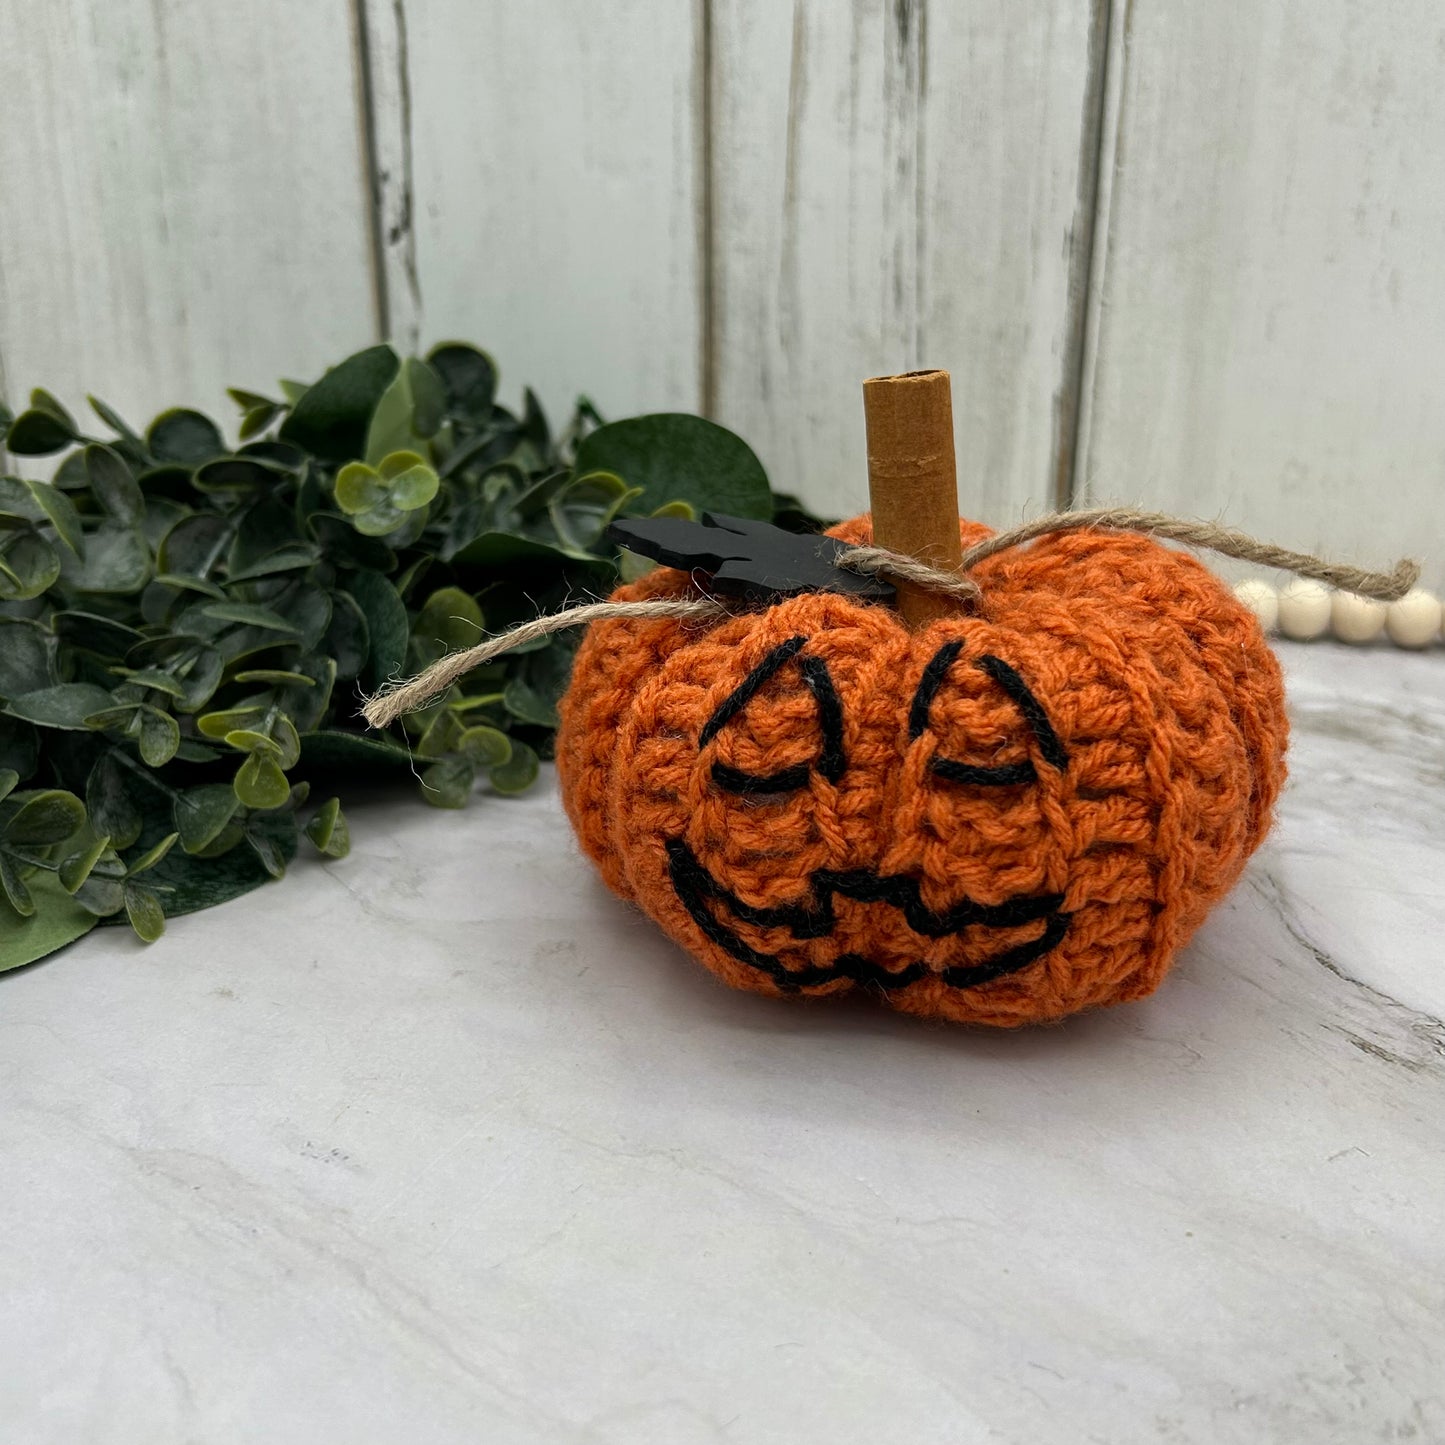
[3,643,1443,1444]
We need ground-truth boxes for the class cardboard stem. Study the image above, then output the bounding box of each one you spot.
[862,369,963,627]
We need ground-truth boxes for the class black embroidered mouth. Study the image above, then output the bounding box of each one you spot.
[666,837,1069,993]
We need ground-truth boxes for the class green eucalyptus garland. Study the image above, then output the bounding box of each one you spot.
[0,342,812,971]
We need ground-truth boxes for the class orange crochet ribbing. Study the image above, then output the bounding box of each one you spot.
[556,515,1288,1026]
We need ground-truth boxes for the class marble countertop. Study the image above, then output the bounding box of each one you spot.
[3,642,1442,1444]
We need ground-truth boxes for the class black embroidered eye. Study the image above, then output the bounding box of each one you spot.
[909,640,1067,784]
[700,636,845,794]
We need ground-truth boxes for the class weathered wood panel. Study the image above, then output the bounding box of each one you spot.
[1077,2,1445,584]
[0,0,376,439]
[367,0,705,426]
[710,0,1106,520]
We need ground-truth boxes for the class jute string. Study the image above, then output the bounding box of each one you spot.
[360,508,1420,729]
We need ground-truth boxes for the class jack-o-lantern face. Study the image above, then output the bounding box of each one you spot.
[666,633,1071,993]
[558,516,1287,1027]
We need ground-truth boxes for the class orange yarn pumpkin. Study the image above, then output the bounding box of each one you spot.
[556,515,1288,1026]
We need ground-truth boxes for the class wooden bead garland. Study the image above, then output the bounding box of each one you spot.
[1235,580,1442,649]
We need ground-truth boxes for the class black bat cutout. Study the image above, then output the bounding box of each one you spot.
[606,513,894,603]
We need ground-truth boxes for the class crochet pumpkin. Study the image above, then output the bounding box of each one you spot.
[555,514,1288,1027]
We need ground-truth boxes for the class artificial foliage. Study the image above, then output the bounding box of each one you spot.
[0,341,806,970]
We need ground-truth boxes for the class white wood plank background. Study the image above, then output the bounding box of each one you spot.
[1077,1,1445,586]
[710,0,1106,521]
[0,0,376,440]
[2,0,1442,576]
[362,0,705,426]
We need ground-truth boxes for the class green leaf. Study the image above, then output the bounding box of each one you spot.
[275,655,335,733]
[197,705,267,741]
[0,530,62,600]
[239,402,283,440]
[244,818,291,878]
[415,707,464,759]
[407,358,447,438]
[135,466,196,504]
[53,611,145,658]
[304,797,350,858]
[86,754,142,850]
[279,344,400,461]
[30,389,76,427]
[307,513,395,570]
[574,413,772,519]
[75,872,126,918]
[345,569,409,686]
[450,530,611,575]
[420,757,474,809]
[502,675,559,729]
[520,388,550,449]
[335,462,385,514]
[62,521,151,592]
[266,581,331,650]
[123,882,167,942]
[427,342,497,420]
[88,394,143,443]
[349,500,406,537]
[0,769,16,803]
[25,479,85,556]
[458,724,511,767]
[137,706,180,767]
[549,471,641,551]
[380,453,439,510]
[3,789,86,845]
[0,869,97,971]
[193,456,281,494]
[126,831,178,877]
[234,669,315,687]
[173,785,240,854]
[488,739,540,795]
[365,357,445,461]
[0,851,34,916]
[0,474,45,522]
[158,513,231,577]
[5,408,77,455]
[186,818,243,858]
[83,705,140,732]
[199,600,300,634]
[173,647,225,713]
[226,544,320,581]
[117,668,188,699]
[0,621,53,696]
[147,408,224,464]
[60,831,111,893]
[6,683,118,730]
[84,443,146,523]
[234,751,290,809]
[223,728,278,756]
[322,591,370,680]
[228,387,277,413]
[414,586,484,654]
[298,729,414,773]
[272,714,301,770]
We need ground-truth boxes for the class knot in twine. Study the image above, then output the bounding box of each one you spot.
[360,506,1419,730]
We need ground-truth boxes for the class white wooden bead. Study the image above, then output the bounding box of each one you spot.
[1232,579,1278,633]
[1330,590,1387,644]
[1276,579,1332,641]
[1384,588,1442,649]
